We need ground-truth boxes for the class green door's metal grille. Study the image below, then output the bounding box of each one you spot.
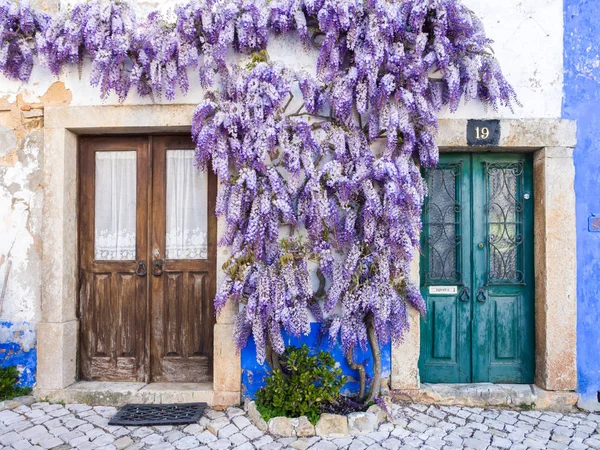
[423,163,463,286]
[485,161,525,285]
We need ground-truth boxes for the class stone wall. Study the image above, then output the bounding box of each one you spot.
[0,0,565,389]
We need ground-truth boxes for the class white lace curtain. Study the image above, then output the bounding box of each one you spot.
[94,151,137,260]
[165,150,208,259]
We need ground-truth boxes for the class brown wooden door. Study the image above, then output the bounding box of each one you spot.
[79,135,215,383]
[149,136,216,382]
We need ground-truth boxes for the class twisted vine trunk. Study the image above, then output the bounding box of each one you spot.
[345,348,366,401]
[364,313,381,405]
[266,343,283,373]
[346,313,382,406]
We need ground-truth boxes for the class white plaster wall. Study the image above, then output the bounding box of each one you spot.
[0,0,563,329]
[0,0,563,115]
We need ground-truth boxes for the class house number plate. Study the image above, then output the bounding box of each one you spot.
[467,119,501,146]
[429,286,458,295]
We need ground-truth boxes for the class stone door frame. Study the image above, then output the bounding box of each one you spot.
[37,105,239,406]
[37,106,576,405]
[391,118,578,394]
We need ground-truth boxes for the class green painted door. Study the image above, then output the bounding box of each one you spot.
[419,153,535,384]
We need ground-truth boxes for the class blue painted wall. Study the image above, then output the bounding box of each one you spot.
[563,0,600,406]
[241,323,391,398]
[0,322,37,387]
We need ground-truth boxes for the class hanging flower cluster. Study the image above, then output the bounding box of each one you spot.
[0,0,47,82]
[2,0,517,118]
[192,60,431,363]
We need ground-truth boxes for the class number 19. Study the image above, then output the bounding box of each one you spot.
[476,127,490,140]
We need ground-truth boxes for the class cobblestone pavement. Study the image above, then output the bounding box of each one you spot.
[1,400,600,450]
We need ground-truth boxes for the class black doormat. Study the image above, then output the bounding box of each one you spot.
[108,403,208,426]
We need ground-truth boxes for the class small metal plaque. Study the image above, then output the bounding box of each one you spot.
[467,120,501,146]
[429,286,458,295]
[589,216,600,232]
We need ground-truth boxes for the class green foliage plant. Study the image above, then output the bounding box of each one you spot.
[0,366,32,401]
[255,345,346,424]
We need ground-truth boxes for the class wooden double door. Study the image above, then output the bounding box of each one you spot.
[78,136,216,383]
[419,153,535,384]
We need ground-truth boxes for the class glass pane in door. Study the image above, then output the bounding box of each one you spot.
[94,151,137,260]
[165,150,208,259]
[486,162,524,284]
[424,164,462,284]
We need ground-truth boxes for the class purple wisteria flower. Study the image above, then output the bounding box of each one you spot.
[192,61,431,362]
[0,0,48,82]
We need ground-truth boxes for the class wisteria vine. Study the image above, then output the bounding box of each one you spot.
[1,0,519,402]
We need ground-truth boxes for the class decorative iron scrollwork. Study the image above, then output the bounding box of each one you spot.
[485,161,525,285]
[423,163,463,286]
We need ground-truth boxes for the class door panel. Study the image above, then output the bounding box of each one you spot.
[472,154,535,383]
[420,153,534,384]
[150,136,216,383]
[419,155,471,383]
[79,137,149,382]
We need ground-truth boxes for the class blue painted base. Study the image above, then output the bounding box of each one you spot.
[241,322,391,399]
[0,322,37,387]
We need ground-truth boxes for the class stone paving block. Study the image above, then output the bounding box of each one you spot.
[229,432,248,446]
[378,422,394,433]
[204,411,225,420]
[173,436,199,449]
[253,435,274,447]
[146,443,174,450]
[0,431,22,445]
[367,431,389,442]
[11,439,33,450]
[206,417,229,436]
[491,436,512,449]
[586,437,600,449]
[462,437,488,449]
[234,443,254,450]
[181,424,202,435]
[195,430,217,444]
[523,438,548,449]
[113,436,133,449]
[38,436,63,449]
[309,440,337,450]
[447,416,466,426]
[380,437,401,450]
[164,431,185,443]
[217,424,237,439]
[290,436,320,450]
[9,420,33,433]
[69,435,91,446]
[424,436,444,449]
[232,415,251,430]
[226,407,245,419]
[406,420,427,433]
[49,426,68,437]
[241,425,262,441]
[92,433,115,447]
[48,409,69,418]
